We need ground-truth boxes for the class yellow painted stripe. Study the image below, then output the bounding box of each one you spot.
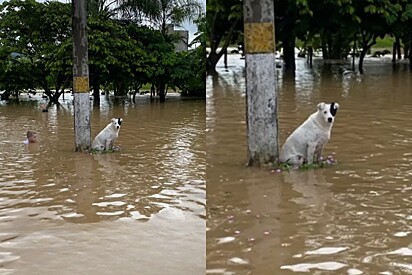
[244,22,275,53]
[73,76,89,93]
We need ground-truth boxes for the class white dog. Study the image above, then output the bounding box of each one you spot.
[279,102,339,166]
[92,118,123,151]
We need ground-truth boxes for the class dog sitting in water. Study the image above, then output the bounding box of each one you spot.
[92,118,123,151]
[279,102,339,166]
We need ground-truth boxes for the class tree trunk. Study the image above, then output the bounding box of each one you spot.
[359,48,368,74]
[92,79,100,102]
[398,46,402,59]
[396,36,401,59]
[409,32,412,70]
[321,34,329,59]
[224,49,228,69]
[150,84,155,100]
[283,34,296,74]
[307,46,313,68]
[44,89,56,103]
[352,38,356,71]
[391,37,402,62]
[159,82,166,103]
[207,51,221,75]
[410,53,412,70]
[51,91,60,104]
[404,45,409,60]
[207,19,239,75]
[392,41,396,63]
[327,37,333,58]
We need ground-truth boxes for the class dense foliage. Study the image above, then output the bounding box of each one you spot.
[206,0,242,74]
[207,0,412,74]
[0,0,205,102]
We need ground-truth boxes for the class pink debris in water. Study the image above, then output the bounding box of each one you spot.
[264,230,271,235]
[234,230,241,234]
[246,210,251,214]
[248,237,255,242]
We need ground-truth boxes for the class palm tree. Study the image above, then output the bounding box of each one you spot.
[117,0,203,35]
[87,0,118,18]
[115,0,159,23]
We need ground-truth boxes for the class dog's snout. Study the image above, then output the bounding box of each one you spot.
[328,117,333,123]
[117,126,120,129]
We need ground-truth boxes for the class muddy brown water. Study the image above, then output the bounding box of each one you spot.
[207,56,412,274]
[0,96,205,274]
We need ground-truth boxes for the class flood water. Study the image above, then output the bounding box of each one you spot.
[0,96,205,274]
[207,55,412,274]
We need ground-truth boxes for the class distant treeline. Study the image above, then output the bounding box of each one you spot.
[207,0,412,73]
[0,0,205,103]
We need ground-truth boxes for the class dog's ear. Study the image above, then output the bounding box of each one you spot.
[118,118,122,125]
[111,118,116,123]
[330,102,339,116]
[317,102,325,111]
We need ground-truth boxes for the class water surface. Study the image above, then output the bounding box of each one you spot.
[0,96,205,274]
[207,55,412,274]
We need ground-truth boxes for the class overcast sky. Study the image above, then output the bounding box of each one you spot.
[0,0,205,42]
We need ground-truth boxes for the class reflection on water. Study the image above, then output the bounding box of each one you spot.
[207,55,412,274]
[0,96,205,274]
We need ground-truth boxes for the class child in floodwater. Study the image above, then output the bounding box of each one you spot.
[23,130,37,144]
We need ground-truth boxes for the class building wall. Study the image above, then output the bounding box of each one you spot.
[167,25,189,52]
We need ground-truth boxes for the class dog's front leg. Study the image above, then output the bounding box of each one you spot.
[307,142,316,165]
[316,145,325,163]
[104,139,111,151]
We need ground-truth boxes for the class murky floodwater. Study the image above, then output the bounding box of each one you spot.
[207,55,412,274]
[0,96,205,274]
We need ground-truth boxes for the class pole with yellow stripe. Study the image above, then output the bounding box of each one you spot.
[244,0,279,166]
[72,0,91,151]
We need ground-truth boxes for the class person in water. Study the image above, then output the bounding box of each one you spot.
[23,130,37,144]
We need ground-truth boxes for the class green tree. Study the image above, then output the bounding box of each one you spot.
[0,0,205,103]
[305,0,357,60]
[88,15,139,99]
[182,14,206,97]
[117,0,203,102]
[352,0,399,73]
[275,0,312,74]
[0,0,72,103]
[122,23,158,101]
[206,0,242,74]
[0,54,35,99]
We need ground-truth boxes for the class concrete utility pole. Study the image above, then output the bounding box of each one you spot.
[72,0,91,151]
[244,0,279,166]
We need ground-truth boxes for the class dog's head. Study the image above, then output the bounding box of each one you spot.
[111,117,123,130]
[317,102,339,124]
